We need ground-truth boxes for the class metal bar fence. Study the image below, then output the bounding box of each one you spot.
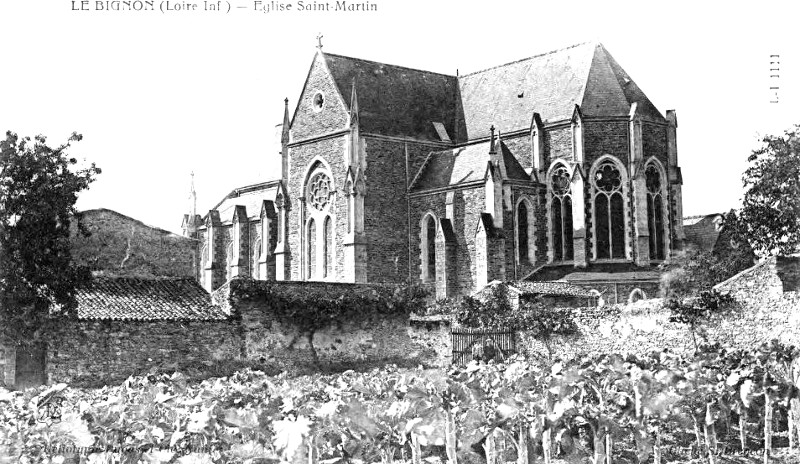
[451,327,516,365]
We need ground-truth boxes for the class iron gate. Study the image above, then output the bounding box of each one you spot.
[451,327,516,365]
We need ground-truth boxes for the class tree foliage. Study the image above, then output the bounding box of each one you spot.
[737,124,800,256]
[0,131,100,344]
[659,240,753,300]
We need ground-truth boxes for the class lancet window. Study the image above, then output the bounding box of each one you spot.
[550,165,574,261]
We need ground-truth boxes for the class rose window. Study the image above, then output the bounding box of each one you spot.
[595,163,622,192]
[307,173,331,210]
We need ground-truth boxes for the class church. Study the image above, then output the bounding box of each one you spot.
[182,41,684,303]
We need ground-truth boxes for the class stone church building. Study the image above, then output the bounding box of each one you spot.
[183,41,684,301]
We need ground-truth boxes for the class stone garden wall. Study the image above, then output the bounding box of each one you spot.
[37,257,800,387]
[43,279,445,387]
[47,320,243,386]
[519,256,800,361]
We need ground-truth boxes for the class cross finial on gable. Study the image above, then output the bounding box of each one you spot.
[316,33,323,49]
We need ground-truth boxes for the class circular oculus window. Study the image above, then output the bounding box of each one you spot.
[312,91,325,112]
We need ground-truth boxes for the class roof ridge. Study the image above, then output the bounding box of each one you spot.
[459,41,594,78]
[208,179,280,214]
[323,52,456,78]
[89,276,197,282]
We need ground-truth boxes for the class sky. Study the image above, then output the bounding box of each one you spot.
[1,0,798,234]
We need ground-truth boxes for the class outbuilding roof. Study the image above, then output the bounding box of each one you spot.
[75,277,228,321]
[476,280,595,299]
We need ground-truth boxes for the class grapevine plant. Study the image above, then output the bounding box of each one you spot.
[1,341,800,464]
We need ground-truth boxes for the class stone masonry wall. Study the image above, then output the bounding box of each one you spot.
[286,136,347,281]
[404,258,799,365]
[46,320,243,387]
[364,138,411,283]
[459,257,800,362]
[291,53,349,141]
[583,120,629,167]
[642,122,669,168]
[544,126,572,163]
[409,186,485,295]
[231,279,444,368]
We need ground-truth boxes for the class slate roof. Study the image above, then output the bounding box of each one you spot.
[476,280,595,299]
[411,141,530,191]
[75,277,228,321]
[508,280,596,298]
[207,180,279,224]
[459,42,664,140]
[324,53,460,142]
[321,43,665,144]
[683,214,724,252]
[562,271,661,282]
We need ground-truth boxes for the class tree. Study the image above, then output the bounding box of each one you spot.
[659,242,753,300]
[0,131,101,345]
[737,124,800,256]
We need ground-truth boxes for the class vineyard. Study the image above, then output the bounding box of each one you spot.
[2,341,800,464]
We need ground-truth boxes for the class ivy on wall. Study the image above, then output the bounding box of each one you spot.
[229,278,428,365]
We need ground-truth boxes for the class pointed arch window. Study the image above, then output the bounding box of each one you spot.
[421,214,437,283]
[516,198,535,265]
[276,193,284,243]
[593,161,626,259]
[323,216,333,278]
[646,164,666,260]
[550,166,574,261]
[307,218,317,279]
[303,167,335,281]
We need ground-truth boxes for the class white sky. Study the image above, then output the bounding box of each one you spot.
[1,0,798,234]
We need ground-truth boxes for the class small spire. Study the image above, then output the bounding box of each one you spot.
[189,171,197,220]
[350,78,359,126]
[281,98,290,144]
[316,33,324,50]
[489,125,496,154]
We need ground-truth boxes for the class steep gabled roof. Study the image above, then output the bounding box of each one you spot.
[311,43,665,143]
[457,42,664,139]
[458,43,594,139]
[323,53,461,142]
[411,141,530,191]
[75,277,228,321]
